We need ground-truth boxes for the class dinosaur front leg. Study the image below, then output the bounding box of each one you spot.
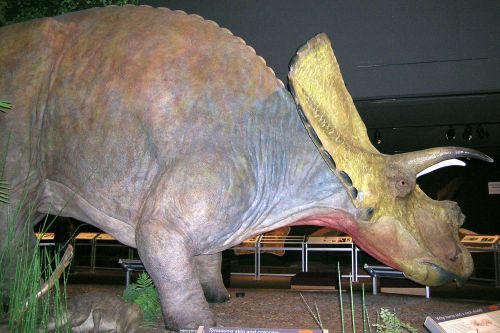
[195,253,230,303]
[135,219,215,331]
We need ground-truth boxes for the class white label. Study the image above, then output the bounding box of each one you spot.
[488,182,500,195]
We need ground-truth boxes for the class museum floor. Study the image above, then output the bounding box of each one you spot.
[66,269,499,333]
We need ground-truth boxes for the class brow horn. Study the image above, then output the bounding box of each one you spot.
[394,147,494,176]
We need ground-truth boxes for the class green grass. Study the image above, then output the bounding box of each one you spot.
[0,179,71,332]
[0,99,10,113]
[0,98,11,204]
[1,213,72,332]
[299,267,418,333]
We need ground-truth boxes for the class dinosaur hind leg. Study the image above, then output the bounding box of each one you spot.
[195,253,230,303]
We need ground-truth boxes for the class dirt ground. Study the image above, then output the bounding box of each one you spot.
[66,277,499,333]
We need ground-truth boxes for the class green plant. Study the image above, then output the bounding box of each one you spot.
[299,293,323,330]
[0,196,71,332]
[373,308,418,333]
[0,99,10,204]
[0,177,8,204]
[0,0,7,25]
[0,99,10,113]
[338,262,346,333]
[300,265,417,333]
[0,131,70,331]
[123,272,161,325]
[1,0,139,26]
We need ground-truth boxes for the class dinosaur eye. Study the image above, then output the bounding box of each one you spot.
[385,166,416,198]
[395,178,413,197]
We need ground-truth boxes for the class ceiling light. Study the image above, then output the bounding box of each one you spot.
[462,125,473,141]
[372,129,382,145]
[445,126,455,140]
[476,124,489,139]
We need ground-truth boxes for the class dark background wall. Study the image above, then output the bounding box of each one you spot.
[140,0,500,234]
[140,0,500,98]
[417,160,500,234]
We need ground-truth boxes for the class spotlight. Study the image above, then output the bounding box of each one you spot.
[476,124,489,139]
[372,129,382,145]
[463,125,472,141]
[445,126,455,140]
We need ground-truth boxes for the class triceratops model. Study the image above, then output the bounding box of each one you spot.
[0,5,493,331]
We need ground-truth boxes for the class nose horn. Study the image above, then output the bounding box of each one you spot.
[394,147,493,176]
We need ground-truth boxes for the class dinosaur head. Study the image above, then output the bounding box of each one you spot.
[288,33,493,286]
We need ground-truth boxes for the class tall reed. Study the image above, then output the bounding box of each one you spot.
[301,265,417,333]
[1,100,70,331]
[0,182,70,332]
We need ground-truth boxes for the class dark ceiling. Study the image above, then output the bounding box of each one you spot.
[141,0,500,157]
[357,92,500,156]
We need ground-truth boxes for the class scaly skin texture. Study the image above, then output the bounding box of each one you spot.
[0,6,492,331]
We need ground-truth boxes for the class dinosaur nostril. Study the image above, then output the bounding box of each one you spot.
[448,247,461,262]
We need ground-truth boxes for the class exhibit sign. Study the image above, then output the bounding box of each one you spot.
[461,235,500,249]
[307,236,352,244]
[488,182,500,195]
[424,304,500,333]
[180,327,328,333]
